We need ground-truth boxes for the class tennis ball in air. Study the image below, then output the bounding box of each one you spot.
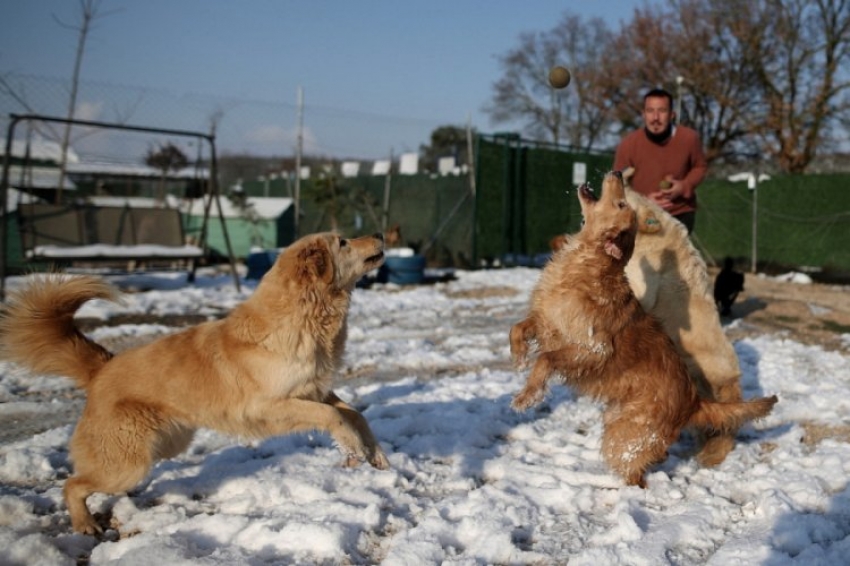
[548,66,571,89]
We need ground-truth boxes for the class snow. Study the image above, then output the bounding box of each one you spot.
[1,267,849,565]
[186,196,293,220]
[28,244,204,259]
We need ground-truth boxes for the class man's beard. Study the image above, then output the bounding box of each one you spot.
[644,124,673,144]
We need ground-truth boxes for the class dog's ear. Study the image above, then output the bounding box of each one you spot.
[637,207,662,234]
[297,242,334,285]
[549,234,569,251]
[621,166,635,185]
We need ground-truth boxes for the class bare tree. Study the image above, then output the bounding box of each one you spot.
[489,0,850,172]
[594,1,764,162]
[54,0,115,202]
[733,0,850,172]
[552,15,619,150]
[0,74,65,144]
[660,0,850,171]
[145,142,189,203]
[485,30,564,144]
[484,13,615,150]
[420,125,472,173]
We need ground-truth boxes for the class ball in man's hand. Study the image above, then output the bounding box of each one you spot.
[548,66,571,89]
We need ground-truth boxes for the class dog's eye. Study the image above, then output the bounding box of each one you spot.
[618,201,628,210]
[339,238,348,248]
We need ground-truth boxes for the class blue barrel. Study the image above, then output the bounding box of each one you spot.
[380,254,426,285]
[245,250,280,280]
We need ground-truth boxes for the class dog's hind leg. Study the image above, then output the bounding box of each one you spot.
[153,424,196,460]
[66,402,161,534]
[601,414,671,489]
[64,475,104,535]
[509,318,538,370]
[696,379,743,467]
[323,391,389,470]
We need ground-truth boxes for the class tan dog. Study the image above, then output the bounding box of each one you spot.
[548,169,745,466]
[0,232,389,534]
[384,223,402,248]
[511,172,776,488]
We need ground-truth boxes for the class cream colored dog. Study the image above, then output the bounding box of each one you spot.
[551,169,745,466]
[0,232,389,534]
[625,178,744,465]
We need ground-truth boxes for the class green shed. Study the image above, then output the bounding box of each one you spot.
[183,196,295,259]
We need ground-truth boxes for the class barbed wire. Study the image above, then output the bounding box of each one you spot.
[0,72,459,162]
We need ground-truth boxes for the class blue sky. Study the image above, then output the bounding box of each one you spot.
[0,1,641,160]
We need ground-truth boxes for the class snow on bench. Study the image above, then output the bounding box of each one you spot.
[18,202,203,269]
[27,243,203,260]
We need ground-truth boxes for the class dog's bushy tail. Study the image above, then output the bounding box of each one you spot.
[0,275,116,388]
[688,395,778,433]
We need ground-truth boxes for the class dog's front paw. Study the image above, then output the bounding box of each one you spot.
[369,447,390,470]
[342,448,389,470]
[511,388,543,412]
[342,453,363,468]
[71,513,104,536]
[512,351,531,371]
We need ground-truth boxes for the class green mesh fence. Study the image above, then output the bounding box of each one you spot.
[696,174,850,274]
[474,134,613,264]
[296,173,474,267]
[476,134,850,276]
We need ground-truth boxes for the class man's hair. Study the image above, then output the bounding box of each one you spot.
[643,88,674,110]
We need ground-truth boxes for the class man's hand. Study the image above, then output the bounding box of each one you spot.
[649,176,685,210]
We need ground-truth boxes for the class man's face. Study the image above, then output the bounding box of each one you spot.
[643,96,673,135]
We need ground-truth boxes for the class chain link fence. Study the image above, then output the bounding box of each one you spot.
[0,72,450,164]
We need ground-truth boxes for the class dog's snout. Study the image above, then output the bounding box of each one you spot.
[612,170,624,180]
[578,183,597,202]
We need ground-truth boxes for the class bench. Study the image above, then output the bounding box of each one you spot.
[17,202,204,275]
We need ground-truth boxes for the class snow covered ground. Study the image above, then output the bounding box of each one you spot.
[1,267,849,565]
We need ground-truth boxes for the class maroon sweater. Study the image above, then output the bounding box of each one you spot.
[613,126,707,217]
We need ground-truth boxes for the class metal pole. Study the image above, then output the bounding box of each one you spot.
[381,148,392,231]
[675,76,684,123]
[294,86,304,239]
[1,116,22,301]
[207,135,241,292]
[466,113,476,197]
[10,113,215,139]
[751,176,758,273]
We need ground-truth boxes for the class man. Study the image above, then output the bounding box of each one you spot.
[614,88,707,233]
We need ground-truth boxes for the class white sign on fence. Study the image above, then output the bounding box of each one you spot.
[572,162,587,186]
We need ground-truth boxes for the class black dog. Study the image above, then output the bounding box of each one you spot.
[714,257,745,316]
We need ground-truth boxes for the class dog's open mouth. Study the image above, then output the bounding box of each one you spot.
[579,183,597,202]
[366,251,385,265]
[604,231,629,260]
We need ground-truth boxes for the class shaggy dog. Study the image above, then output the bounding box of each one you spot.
[384,223,403,248]
[511,171,776,488]
[0,232,389,534]
[549,169,746,466]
